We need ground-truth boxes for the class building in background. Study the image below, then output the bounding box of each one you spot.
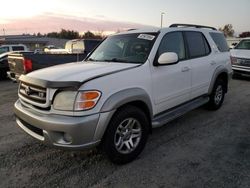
[0,35,68,50]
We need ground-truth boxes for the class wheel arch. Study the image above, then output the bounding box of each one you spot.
[208,66,229,94]
[101,88,153,119]
[94,88,153,142]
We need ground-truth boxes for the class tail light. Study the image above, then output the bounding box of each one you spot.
[230,56,237,65]
[23,59,32,73]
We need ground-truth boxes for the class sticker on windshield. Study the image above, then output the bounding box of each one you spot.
[137,34,155,41]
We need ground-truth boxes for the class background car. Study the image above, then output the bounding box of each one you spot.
[230,38,250,77]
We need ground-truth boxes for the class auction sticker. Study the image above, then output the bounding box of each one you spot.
[138,34,155,41]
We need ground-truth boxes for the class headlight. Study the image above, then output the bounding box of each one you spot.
[53,91,77,111]
[53,90,101,111]
[74,90,101,111]
[230,56,237,65]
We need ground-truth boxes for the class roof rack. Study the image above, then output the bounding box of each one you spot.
[169,23,217,31]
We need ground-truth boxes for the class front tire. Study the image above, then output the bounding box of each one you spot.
[103,105,149,164]
[207,79,226,110]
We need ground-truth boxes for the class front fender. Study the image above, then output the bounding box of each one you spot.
[101,88,153,119]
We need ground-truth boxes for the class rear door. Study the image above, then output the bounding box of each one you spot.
[184,31,213,99]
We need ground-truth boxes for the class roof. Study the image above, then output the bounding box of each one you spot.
[114,24,220,36]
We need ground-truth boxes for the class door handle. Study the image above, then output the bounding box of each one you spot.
[181,66,190,72]
[210,61,216,65]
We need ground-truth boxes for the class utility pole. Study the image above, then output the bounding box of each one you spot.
[160,12,165,28]
[3,28,5,36]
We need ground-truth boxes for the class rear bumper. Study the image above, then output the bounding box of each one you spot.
[7,71,20,82]
[14,99,113,150]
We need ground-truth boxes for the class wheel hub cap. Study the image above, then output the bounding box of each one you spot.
[114,118,142,154]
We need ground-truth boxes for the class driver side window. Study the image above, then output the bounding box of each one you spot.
[157,32,186,61]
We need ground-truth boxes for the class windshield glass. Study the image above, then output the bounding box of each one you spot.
[235,39,250,50]
[87,33,158,64]
[0,47,9,54]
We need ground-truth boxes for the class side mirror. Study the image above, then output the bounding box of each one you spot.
[158,52,178,65]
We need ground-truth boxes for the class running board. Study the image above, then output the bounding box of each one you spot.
[152,96,209,128]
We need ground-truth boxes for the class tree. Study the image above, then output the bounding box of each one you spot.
[219,24,235,37]
[239,32,250,38]
[82,31,95,39]
[45,29,104,39]
[46,29,80,39]
[81,31,103,39]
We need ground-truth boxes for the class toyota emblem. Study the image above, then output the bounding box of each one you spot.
[25,87,31,95]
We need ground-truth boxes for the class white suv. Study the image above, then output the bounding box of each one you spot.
[14,24,232,164]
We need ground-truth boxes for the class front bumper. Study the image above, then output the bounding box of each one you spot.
[232,65,250,76]
[14,99,107,150]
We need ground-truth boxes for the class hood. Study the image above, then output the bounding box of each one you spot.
[27,61,139,82]
[230,49,250,59]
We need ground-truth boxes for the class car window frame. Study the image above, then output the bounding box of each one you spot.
[183,31,211,60]
[153,31,187,66]
[209,32,229,52]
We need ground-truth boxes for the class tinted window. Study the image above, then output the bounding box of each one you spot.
[157,32,186,60]
[210,32,229,52]
[186,31,210,58]
[12,46,24,51]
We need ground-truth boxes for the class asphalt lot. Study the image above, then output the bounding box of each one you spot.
[0,77,250,188]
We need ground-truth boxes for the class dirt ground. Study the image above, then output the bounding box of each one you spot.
[0,77,250,188]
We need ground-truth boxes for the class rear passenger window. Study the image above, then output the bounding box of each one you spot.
[185,31,210,58]
[12,46,24,51]
[157,32,186,60]
[210,33,229,52]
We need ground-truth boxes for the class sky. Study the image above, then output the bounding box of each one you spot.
[0,0,249,35]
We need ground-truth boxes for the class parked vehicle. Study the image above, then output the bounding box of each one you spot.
[0,44,29,79]
[230,38,250,77]
[14,24,232,164]
[7,39,101,81]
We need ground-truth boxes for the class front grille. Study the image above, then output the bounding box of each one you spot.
[19,82,47,104]
[237,58,250,67]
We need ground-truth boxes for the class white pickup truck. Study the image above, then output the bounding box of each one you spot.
[14,24,232,164]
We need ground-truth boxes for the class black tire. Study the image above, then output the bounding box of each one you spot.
[0,69,7,80]
[102,105,149,164]
[206,79,226,110]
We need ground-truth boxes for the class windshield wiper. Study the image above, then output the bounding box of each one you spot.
[102,58,131,63]
[87,58,97,61]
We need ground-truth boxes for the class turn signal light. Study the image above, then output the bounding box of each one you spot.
[74,91,101,111]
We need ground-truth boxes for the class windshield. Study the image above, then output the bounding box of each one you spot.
[235,39,250,50]
[87,33,158,64]
[0,47,9,55]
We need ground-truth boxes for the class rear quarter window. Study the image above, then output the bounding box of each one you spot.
[185,31,211,58]
[209,32,229,52]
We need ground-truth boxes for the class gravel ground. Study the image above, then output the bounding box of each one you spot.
[0,77,250,188]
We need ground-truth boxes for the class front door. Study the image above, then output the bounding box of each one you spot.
[151,32,192,115]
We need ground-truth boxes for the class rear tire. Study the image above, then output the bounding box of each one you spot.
[206,79,226,110]
[103,105,149,164]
